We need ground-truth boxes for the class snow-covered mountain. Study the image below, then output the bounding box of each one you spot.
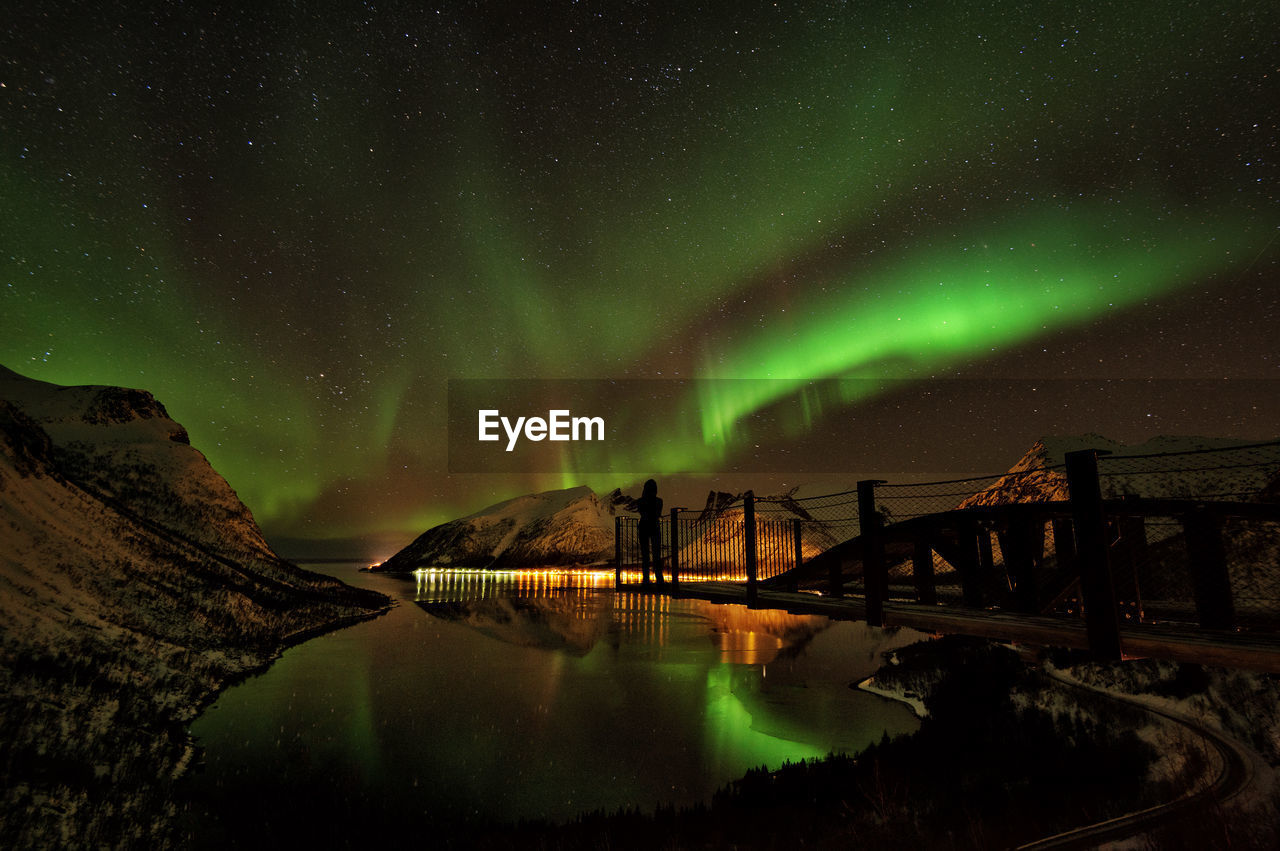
[960,434,1280,508]
[3,365,278,563]
[0,366,388,847]
[379,485,847,574]
[377,485,629,570]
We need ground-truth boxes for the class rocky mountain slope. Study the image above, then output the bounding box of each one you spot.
[0,366,388,847]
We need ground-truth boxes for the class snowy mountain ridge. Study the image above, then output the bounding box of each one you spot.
[377,485,625,570]
[0,364,276,563]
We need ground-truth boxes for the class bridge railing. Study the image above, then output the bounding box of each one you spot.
[1097,441,1280,633]
[615,502,808,587]
[615,439,1280,655]
[861,441,1280,656]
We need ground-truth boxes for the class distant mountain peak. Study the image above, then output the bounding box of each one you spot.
[379,484,623,570]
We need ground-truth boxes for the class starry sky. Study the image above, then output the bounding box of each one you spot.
[2,1,1276,550]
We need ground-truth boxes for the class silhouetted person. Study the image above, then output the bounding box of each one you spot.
[637,478,664,586]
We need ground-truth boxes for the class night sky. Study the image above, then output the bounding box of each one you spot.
[3,1,1276,549]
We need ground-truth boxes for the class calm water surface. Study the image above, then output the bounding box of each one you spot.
[178,565,921,844]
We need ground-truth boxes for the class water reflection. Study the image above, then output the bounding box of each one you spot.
[706,605,827,665]
[180,565,924,843]
[413,567,617,602]
[415,568,828,665]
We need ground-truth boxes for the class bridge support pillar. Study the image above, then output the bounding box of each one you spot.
[1000,513,1043,614]
[1112,513,1148,624]
[1065,449,1123,661]
[1184,508,1234,630]
[858,480,888,626]
[957,521,984,609]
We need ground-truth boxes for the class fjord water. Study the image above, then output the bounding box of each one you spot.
[178,565,920,844]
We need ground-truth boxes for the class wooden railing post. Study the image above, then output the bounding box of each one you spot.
[1183,507,1233,630]
[1000,511,1043,614]
[858,480,887,627]
[1052,517,1076,569]
[957,519,983,608]
[744,491,757,605]
[1064,449,1122,661]
[669,507,680,588]
[1112,511,1148,624]
[614,515,623,589]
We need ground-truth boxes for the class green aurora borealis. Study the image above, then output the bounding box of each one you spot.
[2,1,1276,548]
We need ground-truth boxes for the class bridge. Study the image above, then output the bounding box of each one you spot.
[614,440,1280,672]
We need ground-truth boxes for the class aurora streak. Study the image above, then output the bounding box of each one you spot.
[1,0,1275,546]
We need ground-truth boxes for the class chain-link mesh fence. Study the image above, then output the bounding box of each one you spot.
[1092,504,1280,631]
[1092,441,1280,628]
[879,469,1066,519]
[1095,440,1280,500]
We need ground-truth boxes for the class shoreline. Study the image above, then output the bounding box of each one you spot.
[172,598,395,778]
[175,596,391,737]
[1,567,392,848]
[855,676,929,718]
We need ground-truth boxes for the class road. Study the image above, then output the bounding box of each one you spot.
[1018,667,1258,849]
